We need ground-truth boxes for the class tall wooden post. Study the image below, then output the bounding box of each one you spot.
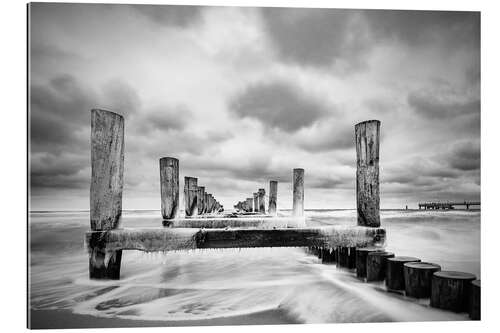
[355,120,381,227]
[197,186,205,215]
[269,180,278,216]
[184,177,198,217]
[89,109,124,279]
[246,198,253,212]
[160,157,179,220]
[258,188,266,213]
[253,192,258,212]
[293,168,304,217]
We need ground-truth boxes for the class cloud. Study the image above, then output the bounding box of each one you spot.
[260,8,370,70]
[229,81,329,132]
[446,141,480,171]
[132,105,191,134]
[408,83,480,119]
[132,4,203,27]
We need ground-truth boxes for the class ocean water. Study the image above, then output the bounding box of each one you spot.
[29,209,480,326]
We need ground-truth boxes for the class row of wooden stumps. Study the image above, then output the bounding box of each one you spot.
[160,157,224,219]
[234,169,304,217]
[307,246,480,320]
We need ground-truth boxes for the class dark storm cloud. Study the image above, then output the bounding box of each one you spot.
[132,4,203,27]
[30,74,141,188]
[365,10,480,49]
[260,8,370,69]
[229,81,329,132]
[446,141,480,171]
[408,85,480,119]
[295,125,354,152]
[132,106,191,134]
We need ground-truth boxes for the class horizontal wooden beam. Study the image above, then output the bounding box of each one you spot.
[86,226,385,252]
[163,217,304,228]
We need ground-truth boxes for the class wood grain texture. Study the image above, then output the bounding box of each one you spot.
[85,226,385,252]
[184,177,198,217]
[293,168,304,217]
[258,188,266,214]
[386,256,421,290]
[160,157,179,219]
[355,247,383,278]
[269,180,278,216]
[90,109,124,231]
[469,280,480,320]
[253,192,258,213]
[366,251,394,282]
[197,186,205,215]
[355,120,380,227]
[404,262,441,298]
[430,271,476,312]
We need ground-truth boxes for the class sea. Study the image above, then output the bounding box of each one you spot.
[29,209,480,327]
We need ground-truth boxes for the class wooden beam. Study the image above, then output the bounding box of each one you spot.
[86,226,385,252]
[163,217,306,228]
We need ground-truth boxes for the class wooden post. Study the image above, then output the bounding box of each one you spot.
[355,247,382,279]
[366,251,394,282]
[338,247,350,268]
[89,109,124,279]
[197,186,205,215]
[246,198,253,212]
[184,177,198,217]
[160,157,179,220]
[293,168,304,217]
[403,262,441,298]
[469,280,480,320]
[386,256,421,290]
[253,192,258,212]
[258,188,266,213]
[269,180,278,216]
[204,192,209,213]
[430,271,476,312]
[355,120,380,227]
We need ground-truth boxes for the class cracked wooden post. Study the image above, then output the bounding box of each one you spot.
[293,168,304,217]
[355,120,381,227]
[269,180,278,216]
[89,109,124,280]
[197,186,205,215]
[258,188,266,214]
[184,177,198,217]
[160,157,179,220]
[253,192,258,212]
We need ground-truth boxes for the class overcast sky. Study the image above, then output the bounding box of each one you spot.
[29,3,480,210]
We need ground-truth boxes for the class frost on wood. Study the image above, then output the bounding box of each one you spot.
[85,226,385,252]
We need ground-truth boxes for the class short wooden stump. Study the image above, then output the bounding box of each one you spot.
[469,279,480,320]
[403,262,441,298]
[355,247,383,279]
[321,248,336,263]
[337,247,350,268]
[386,256,421,291]
[430,271,476,312]
[366,251,395,282]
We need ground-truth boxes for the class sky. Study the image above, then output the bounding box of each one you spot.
[29,3,480,210]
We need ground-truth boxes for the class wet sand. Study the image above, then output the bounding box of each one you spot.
[30,308,300,329]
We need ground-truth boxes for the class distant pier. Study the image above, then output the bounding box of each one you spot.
[418,201,480,210]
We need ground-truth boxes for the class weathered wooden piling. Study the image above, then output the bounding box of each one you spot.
[197,186,205,215]
[355,120,380,227]
[386,256,421,291]
[321,248,335,263]
[338,247,355,268]
[253,192,258,212]
[246,198,253,213]
[269,180,278,216]
[160,157,179,219]
[469,280,480,320]
[89,109,124,279]
[204,192,209,213]
[430,271,476,312]
[258,188,266,213]
[355,247,382,279]
[366,251,394,282]
[293,168,304,217]
[403,262,441,298]
[184,177,198,217]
